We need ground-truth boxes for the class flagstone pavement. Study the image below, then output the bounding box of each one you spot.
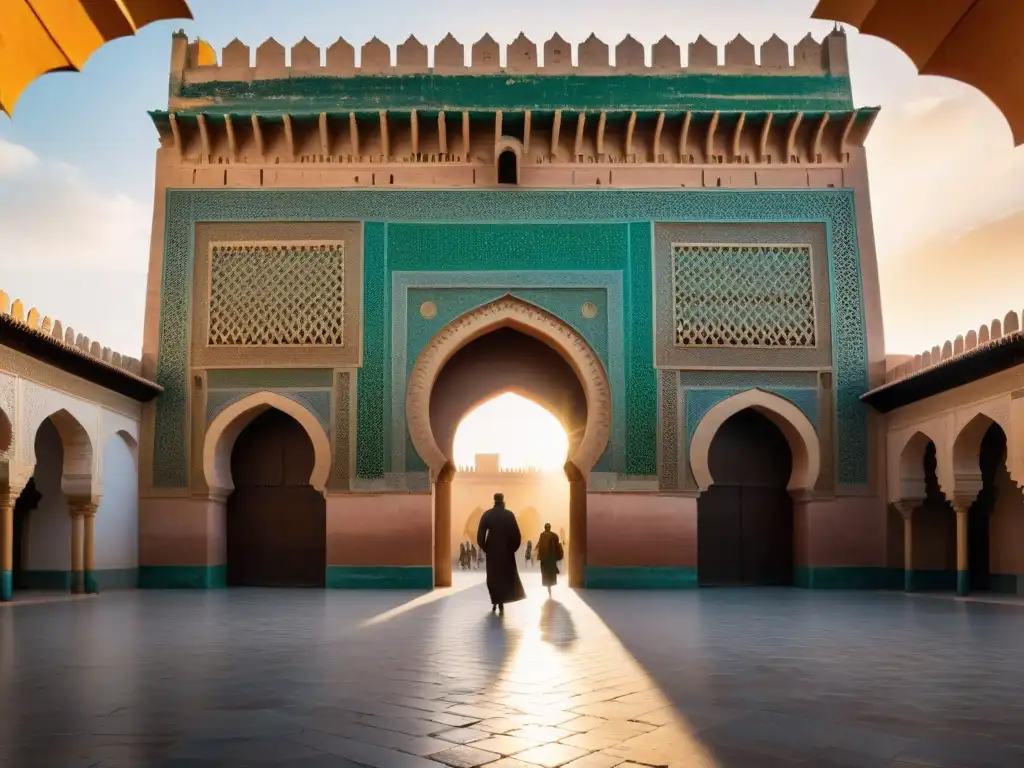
[2,571,1024,768]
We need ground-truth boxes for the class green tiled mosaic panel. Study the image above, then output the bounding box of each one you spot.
[205,389,332,433]
[154,190,867,489]
[206,368,334,389]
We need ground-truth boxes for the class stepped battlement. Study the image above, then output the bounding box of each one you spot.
[171,28,849,85]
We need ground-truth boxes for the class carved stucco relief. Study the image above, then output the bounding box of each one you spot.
[406,295,612,478]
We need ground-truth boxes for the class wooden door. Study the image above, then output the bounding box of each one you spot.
[226,409,326,587]
[697,408,794,586]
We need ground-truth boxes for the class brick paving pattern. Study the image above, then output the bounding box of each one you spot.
[2,573,1023,767]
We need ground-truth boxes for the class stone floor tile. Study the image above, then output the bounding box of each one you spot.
[558,753,624,768]
[513,742,590,767]
[557,716,608,734]
[558,731,627,751]
[428,743,502,767]
[435,727,492,744]
[506,725,574,744]
[467,734,542,756]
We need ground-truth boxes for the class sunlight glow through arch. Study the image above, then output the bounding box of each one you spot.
[453,393,568,471]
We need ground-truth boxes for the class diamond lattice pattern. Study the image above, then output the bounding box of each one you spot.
[673,244,816,347]
[208,243,345,346]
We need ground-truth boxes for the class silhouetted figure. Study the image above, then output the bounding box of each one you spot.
[536,523,564,599]
[477,493,526,614]
[458,542,467,570]
[524,540,533,568]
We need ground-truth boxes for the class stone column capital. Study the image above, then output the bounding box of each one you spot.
[67,499,98,518]
[893,500,919,520]
[952,499,972,516]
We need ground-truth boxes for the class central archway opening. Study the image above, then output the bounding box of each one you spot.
[427,325,588,586]
[451,392,570,576]
[697,408,794,586]
[225,409,326,587]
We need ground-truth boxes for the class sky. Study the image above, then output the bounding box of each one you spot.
[1,0,1022,359]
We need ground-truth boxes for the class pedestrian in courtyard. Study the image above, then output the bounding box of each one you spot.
[536,523,564,599]
[524,540,533,568]
[476,493,526,615]
[458,542,467,570]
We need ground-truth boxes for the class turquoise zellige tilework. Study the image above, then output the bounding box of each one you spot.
[154,189,867,488]
[684,388,821,447]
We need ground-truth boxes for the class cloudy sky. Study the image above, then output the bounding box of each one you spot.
[1,0,1021,358]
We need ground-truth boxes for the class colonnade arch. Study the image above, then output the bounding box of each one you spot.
[406,295,612,588]
[891,409,1019,596]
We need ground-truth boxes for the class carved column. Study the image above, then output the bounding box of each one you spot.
[1,484,24,602]
[67,499,97,594]
[894,501,917,592]
[953,501,970,597]
[433,464,454,588]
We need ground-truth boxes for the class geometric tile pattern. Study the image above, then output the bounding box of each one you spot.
[673,244,816,347]
[6,581,1024,766]
[154,189,868,489]
[208,243,345,346]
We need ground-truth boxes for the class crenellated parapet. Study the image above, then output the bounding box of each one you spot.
[883,309,1024,386]
[0,289,144,378]
[173,29,849,85]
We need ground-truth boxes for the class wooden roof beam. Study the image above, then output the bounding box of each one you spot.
[679,111,692,162]
[196,113,211,163]
[731,112,746,162]
[574,112,586,160]
[411,109,420,156]
[318,112,329,156]
[625,111,637,159]
[251,113,265,159]
[705,110,720,161]
[462,111,470,162]
[596,111,607,158]
[349,112,359,157]
[653,111,665,162]
[758,112,773,163]
[223,114,238,161]
[168,112,182,160]
[551,109,562,159]
[523,110,532,154]
[785,111,804,163]
[838,110,857,160]
[438,111,448,156]
[379,110,390,160]
[282,113,295,161]
[811,112,830,162]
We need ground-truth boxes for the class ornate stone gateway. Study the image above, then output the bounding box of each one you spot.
[137,28,889,590]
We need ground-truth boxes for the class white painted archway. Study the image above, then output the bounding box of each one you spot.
[689,388,821,494]
[203,391,332,496]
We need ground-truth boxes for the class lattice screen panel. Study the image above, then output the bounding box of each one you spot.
[208,242,345,346]
[673,243,816,347]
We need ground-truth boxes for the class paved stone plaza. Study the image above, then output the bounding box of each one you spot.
[2,575,1023,768]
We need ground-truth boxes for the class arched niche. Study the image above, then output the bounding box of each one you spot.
[689,388,821,495]
[203,391,332,497]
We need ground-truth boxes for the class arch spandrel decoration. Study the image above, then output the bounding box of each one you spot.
[689,388,821,494]
[203,391,332,496]
[406,295,612,478]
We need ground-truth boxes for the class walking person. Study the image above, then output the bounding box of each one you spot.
[476,493,526,615]
[524,540,533,568]
[536,523,564,599]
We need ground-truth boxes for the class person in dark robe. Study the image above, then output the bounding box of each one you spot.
[477,493,526,614]
[536,523,563,598]
[524,540,533,568]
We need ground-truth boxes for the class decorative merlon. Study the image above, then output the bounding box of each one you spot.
[0,288,143,377]
[883,308,1024,386]
[174,29,849,83]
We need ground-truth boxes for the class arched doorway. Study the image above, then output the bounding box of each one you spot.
[225,409,326,587]
[407,296,612,588]
[697,409,795,586]
[689,389,820,587]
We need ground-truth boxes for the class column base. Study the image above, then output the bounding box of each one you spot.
[84,571,99,594]
[1,570,11,602]
[904,568,915,592]
[956,570,970,596]
[70,570,85,594]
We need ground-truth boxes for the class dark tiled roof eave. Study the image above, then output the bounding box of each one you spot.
[861,330,1024,413]
[0,314,162,402]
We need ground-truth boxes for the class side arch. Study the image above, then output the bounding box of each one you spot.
[406,295,612,478]
[36,408,94,499]
[203,391,332,496]
[952,412,1004,503]
[689,388,821,493]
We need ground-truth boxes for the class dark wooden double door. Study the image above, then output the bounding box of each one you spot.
[697,409,794,586]
[226,409,326,587]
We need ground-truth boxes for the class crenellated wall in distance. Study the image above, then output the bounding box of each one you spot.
[175,29,849,84]
[883,309,1024,386]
